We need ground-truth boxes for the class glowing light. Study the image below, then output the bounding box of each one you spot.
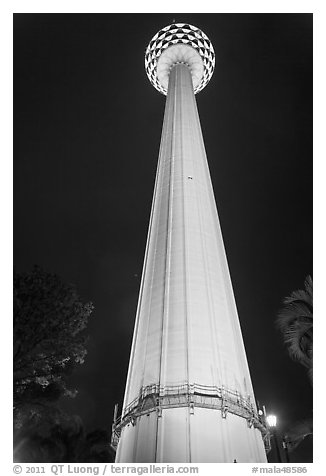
[145,23,215,95]
[266,414,277,427]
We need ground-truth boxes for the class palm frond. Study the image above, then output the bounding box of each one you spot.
[277,303,312,333]
[283,321,312,366]
[276,275,313,378]
[303,275,313,299]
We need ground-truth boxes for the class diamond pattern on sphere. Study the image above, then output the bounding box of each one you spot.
[145,23,215,95]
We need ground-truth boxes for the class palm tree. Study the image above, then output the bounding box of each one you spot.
[276,275,313,383]
[276,275,313,455]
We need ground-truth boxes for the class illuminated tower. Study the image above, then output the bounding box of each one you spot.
[112,23,267,463]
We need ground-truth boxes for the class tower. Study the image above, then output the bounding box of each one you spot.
[112,23,267,463]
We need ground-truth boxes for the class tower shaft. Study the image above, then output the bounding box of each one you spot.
[115,63,267,462]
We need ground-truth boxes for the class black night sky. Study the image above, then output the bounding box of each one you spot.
[14,13,312,462]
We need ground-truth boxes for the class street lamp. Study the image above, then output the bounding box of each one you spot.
[266,414,282,462]
[266,415,277,427]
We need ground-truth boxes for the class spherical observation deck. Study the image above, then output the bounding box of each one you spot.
[145,23,215,95]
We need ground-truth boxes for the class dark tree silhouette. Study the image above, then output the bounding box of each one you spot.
[14,414,114,463]
[13,267,115,463]
[276,275,313,383]
[284,419,313,453]
[14,266,94,428]
[276,275,313,454]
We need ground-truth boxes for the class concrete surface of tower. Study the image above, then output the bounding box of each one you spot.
[112,23,268,463]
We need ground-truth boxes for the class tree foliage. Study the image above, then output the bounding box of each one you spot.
[14,414,114,463]
[276,275,313,383]
[276,276,313,455]
[284,418,313,453]
[14,266,94,427]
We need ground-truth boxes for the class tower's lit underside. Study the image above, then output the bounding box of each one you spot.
[113,23,267,463]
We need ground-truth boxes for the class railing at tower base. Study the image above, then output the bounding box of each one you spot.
[111,383,271,453]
